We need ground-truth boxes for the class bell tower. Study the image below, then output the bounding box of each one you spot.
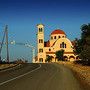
[37,24,45,63]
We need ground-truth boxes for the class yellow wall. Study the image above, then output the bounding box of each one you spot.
[37,24,76,63]
[52,38,73,52]
[37,24,46,63]
[50,34,66,46]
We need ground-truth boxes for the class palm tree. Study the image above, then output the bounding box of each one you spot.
[55,49,64,61]
[45,55,53,62]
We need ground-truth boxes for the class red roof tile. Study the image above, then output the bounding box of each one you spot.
[44,41,50,47]
[51,29,65,35]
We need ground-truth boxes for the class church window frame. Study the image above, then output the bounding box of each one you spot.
[65,44,66,48]
[39,48,43,53]
[62,42,64,48]
[58,36,61,38]
[62,36,64,38]
[54,36,56,39]
[39,58,43,62]
[49,48,51,51]
[60,44,62,48]
[39,39,43,43]
[60,42,67,48]
[39,28,43,32]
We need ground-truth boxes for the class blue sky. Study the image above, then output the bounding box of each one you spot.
[0,0,90,62]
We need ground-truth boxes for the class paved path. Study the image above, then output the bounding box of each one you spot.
[0,63,84,90]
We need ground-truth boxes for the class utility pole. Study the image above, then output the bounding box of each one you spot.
[0,26,6,62]
[5,25,9,63]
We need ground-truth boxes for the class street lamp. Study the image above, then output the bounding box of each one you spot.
[10,41,35,63]
[25,43,35,63]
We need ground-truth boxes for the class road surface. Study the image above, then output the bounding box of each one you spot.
[0,63,84,90]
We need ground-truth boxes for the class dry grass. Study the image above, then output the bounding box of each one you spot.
[0,64,17,70]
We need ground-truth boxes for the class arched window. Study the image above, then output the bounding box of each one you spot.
[64,56,68,61]
[39,28,43,32]
[39,58,43,62]
[39,48,43,53]
[60,44,62,48]
[49,48,51,51]
[54,36,56,39]
[58,36,60,38]
[60,42,67,48]
[62,36,64,38]
[62,42,64,48]
[39,39,43,43]
[65,44,66,48]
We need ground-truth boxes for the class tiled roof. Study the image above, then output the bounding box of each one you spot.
[51,29,65,35]
[44,41,50,47]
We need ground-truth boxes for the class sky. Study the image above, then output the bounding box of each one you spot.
[0,0,90,62]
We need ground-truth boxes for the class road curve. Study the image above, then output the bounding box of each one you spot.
[0,63,84,90]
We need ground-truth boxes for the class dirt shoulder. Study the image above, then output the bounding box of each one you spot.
[0,64,18,71]
[57,61,90,90]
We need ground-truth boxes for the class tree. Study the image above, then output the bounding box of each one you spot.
[81,23,90,64]
[81,23,90,45]
[45,55,53,62]
[55,49,64,61]
[74,38,83,55]
[74,23,90,65]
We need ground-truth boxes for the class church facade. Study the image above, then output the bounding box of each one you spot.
[36,24,78,63]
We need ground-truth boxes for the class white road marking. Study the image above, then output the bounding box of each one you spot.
[0,64,41,86]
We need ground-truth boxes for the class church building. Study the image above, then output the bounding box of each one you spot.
[36,24,78,63]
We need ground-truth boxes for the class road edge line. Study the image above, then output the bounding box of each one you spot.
[0,64,41,86]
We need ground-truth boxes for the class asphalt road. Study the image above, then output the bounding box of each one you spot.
[0,63,84,90]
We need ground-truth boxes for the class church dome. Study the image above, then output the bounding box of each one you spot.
[51,29,65,35]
